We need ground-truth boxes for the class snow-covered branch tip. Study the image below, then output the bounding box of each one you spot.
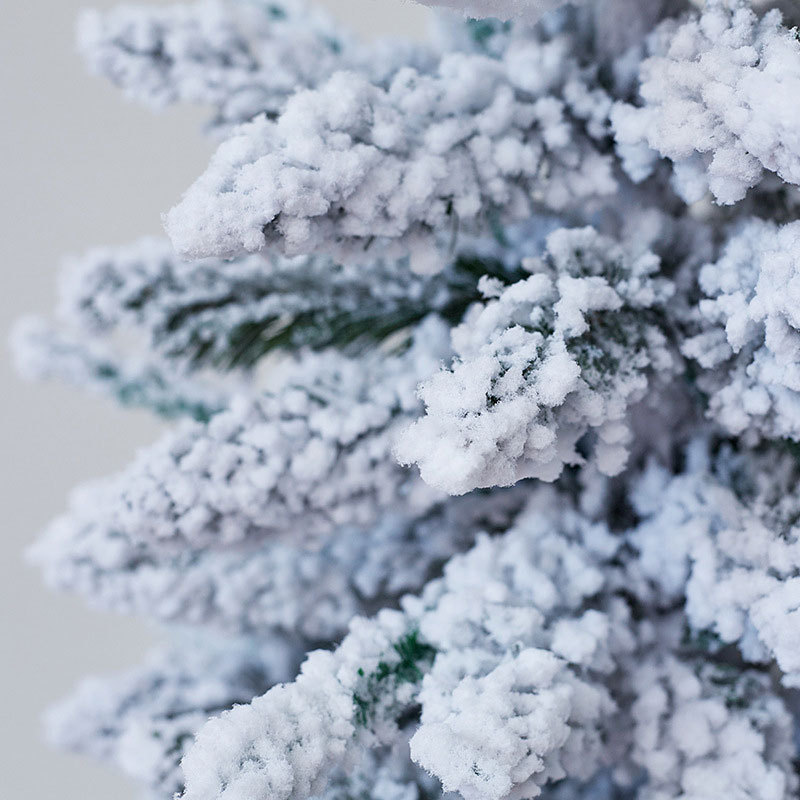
[630,439,800,685]
[47,635,296,799]
[179,488,632,800]
[11,315,227,421]
[31,478,526,642]
[683,218,800,442]
[612,0,800,204]
[16,236,523,379]
[395,226,677,494]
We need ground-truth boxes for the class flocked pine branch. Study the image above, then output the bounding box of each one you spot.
[182,479,800,800]
[682,218,800,442]
[12,314,227,421]
[395,226,677,493]
[79,0,436,133]
[413,0,570,23]
[46,634,297,800]
[17,1,800,799]
[625,651,797,799]
[38,317,449,554]
[178,487,632,800]
[164,23,617,268]
[630,439,800,685]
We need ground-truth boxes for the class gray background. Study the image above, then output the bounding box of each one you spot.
[0,1,429,797]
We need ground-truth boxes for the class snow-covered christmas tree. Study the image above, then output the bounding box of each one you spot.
[15,0,800,798]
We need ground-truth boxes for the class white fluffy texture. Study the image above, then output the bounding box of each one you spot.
[180,609,413,800]
[311,747,430,800]
[47,636,295,798]
[629,656,797,799]
[165,33,616,266]
[683,219,800,442]
[630,448,800,685]
[407,495,631,800]
[21,1,800,796]
[410,650,584,800]
[396,227,676,494]
[181,490,633,800]
[612,0,800,204]
[78,0,435,132]
[30,481,525,641]
[61,319,449,552]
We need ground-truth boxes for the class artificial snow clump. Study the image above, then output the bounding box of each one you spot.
[683,219,800,442]
[396,227,676,493]
[78,0,435,133]
[630,442,800,684]
[406,497,630,800]
[627,655,797,799]
[612,0,800,204]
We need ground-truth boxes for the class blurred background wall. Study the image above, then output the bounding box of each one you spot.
[0,1,429,797]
